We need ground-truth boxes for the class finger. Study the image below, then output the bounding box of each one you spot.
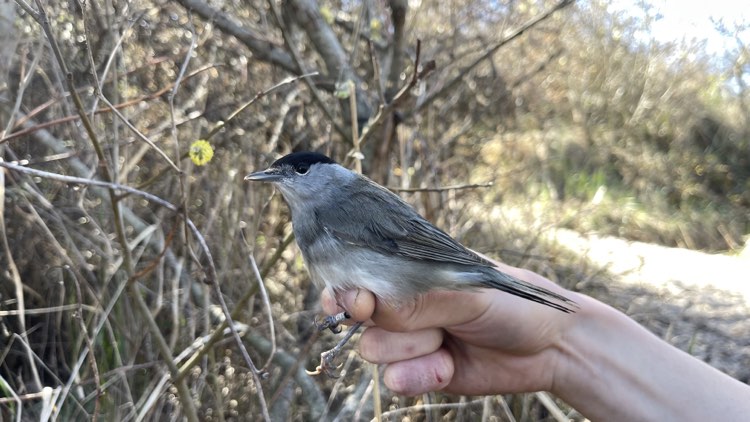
[359,327,443,364]
[324,288,492,332]
[320,288,375,323]
[369,290,493,333]
[382,348,454,396]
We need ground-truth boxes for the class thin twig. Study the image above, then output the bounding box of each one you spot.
[200,251,272,422]
[0,304,98,316]
[169,11,196,165]
[333,15,388,50]
[168,14,195,304]
[0,156,43,394]
[410,0,575,117]
[175,232,295,384]
[66,267,101,422]
[127,221,178,283]
[77,0,102,101]
[0,41,42,139]
[267,329,319,408]
[1,64,216,144]
[260,232,296,277]
[372,364,382,422]
[13,0,39,21]
[1,160,178,212]
[0,377,23,422]
[387,181,494,192]
[247,333,327,419]
[248,254,276,372]
[349,81,362,173]
[357,40,436,149]
[4,180,120,416]
[128,282,199,421]
[535,391,570,422]
[265,0,351,141]
[0,159,213,422]
[320,350,359,419]
[246,258,273,421]
[0,5,45,397]
[353,379,374,421]
[97,94,181,172]
[0,162,258,390]
[375,399,486,420]
[88,9,148,114]
[369,40,386,104]
[26,0,136,295]
[267,87,301,153]
[202,72,320,142]
[52,260,129,417]
[173,0,298,73]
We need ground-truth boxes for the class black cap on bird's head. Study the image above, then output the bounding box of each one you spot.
[245,151,336,182]
[272,152,335,170]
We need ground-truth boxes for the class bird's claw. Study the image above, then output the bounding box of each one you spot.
[306,349,343,378]
[315,312,350,333]
[308,320,363,378]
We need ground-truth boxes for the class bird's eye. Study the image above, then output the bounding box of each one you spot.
[295,165,309,175]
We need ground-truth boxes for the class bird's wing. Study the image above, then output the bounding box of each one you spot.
[316,178,493,267]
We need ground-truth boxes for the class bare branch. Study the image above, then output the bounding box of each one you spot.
[266,1,350,141]
[385,0,408,99]
[357,40,435,150]
[387,181,494,193]
[1,64,216,144]
[378,399,486,419]
[0,156,43,394]
[204,72,320,142]
[68,267,102,422]
[97,95,181,172]
[247,253,276,372]
[173,0,298,74]
[285,0,357,83]
[282,0,374,139]
[410,0,575,117]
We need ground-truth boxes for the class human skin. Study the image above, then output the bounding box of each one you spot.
[321,262,750,421]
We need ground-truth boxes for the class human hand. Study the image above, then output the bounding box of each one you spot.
[321,263,583,396]
[323,262,750,421]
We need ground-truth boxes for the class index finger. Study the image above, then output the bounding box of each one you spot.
[324,288,492,331]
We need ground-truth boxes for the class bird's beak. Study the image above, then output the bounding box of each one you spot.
[244,168,283,182]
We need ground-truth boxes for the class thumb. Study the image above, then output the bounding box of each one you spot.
[321,288,377,323]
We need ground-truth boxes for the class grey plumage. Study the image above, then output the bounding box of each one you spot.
[246,152,577,313]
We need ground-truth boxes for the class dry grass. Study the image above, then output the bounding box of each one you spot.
[1,0,748,420]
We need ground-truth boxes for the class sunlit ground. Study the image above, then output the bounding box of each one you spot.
[550,228,750,304]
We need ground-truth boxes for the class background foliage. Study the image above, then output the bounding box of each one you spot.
[0,0,748,420]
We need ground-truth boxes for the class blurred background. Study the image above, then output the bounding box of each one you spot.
[0,0,748,420]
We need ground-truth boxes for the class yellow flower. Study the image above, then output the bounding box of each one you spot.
[189,140,214,166]
[370,18,381,32]
[320,6,334,25]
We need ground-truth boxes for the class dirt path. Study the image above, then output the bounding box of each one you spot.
[551,229,750,303]
[551,229,750,384]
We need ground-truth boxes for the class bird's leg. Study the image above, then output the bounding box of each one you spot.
[315,311,351,334]
[307,321,364,378]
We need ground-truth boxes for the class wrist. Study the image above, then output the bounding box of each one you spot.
[549,294,750,421]
[551,295,660,421]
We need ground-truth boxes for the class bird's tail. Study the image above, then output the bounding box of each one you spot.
[480,268,579,313]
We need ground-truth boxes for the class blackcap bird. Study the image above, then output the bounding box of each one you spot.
[246,151,576,375]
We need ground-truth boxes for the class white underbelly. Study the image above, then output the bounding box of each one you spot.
[309,261,398,302]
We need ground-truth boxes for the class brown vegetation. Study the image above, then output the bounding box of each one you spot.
[0,0,747,420]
